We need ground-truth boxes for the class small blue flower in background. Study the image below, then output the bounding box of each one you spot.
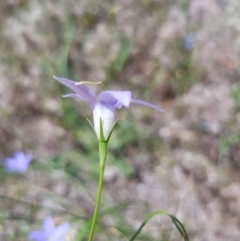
[184,35,195,50]
[28,216,69,241]
[53,76,163,140]
[2,151,32,174]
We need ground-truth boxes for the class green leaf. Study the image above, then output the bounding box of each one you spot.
[128,210,189,241]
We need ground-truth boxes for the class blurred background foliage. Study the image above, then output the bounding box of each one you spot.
[1,0,240,240]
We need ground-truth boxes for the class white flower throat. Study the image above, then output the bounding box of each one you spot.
[93,103,115,140]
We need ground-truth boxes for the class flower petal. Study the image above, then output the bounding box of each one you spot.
[2,158,16,173]
[13,151,25,159]
[98,91,132,109]
[25,154,33,164]
[131,99,164,112]
[15,152,32,164]
[53,76,97,108]
[3,153,30,174]
[62,93,84,99]
[42,216,55,236]
[52,223,69,239]
[28,231,47,241]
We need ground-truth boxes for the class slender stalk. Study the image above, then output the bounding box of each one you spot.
[88,140,108,241]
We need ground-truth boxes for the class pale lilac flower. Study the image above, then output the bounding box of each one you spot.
[184,35,195,50]
[2,151,32,174]
[53,76,163,140]
[28,216,69,241]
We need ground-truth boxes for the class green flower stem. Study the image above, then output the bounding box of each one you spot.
[88,140,108,241]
